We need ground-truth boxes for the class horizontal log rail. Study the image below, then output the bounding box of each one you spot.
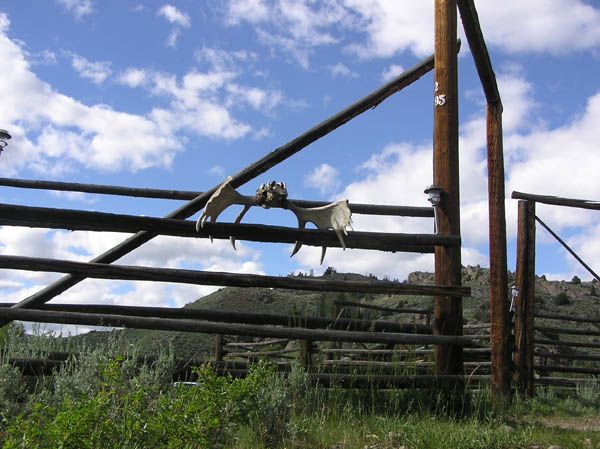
[535,311,600,324]
[0,255,471,297]
[321,360,490,368]
[315,347,490,355]
[534,351,600,363]
[225,349,297,358]
[535,338,600,350]
[0,303,432,334]
[334,300,432,315]
[224,339,290,348]
[512,191,600,211]
[0,307,479,346]
[0,178,434,218]
[535,325,600,337]
[534,365,600,376]
[537,377,600,388]
[0,203,459,253]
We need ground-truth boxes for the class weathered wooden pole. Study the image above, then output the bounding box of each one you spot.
[433,0,464,380]
[457,0,510,402]
[513,200,536,397]
[487,103,511,400]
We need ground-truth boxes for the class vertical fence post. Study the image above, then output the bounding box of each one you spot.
[214,334,224,362]
[433,0,463,384]
[487,102,511,401]
[514,200,536,397]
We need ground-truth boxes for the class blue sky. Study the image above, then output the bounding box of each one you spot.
[0,0,599,312]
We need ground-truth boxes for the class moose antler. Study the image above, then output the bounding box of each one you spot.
[287,200,353,264]
[196,178,352,264]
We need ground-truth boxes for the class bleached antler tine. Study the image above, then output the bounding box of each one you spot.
[320,246,327,264]
[195,213,205,233]
[334,228,347,250]
[230,204,252,250]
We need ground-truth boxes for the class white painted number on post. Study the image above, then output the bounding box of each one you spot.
[434,94,446,107]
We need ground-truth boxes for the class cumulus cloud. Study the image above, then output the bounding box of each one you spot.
[0,16,280,176]
[157,5,191,28]
[117,68,148,87]
[157,4,191,47]
[225,0,600,65]
[195,47,257,72]
[69,53,112,84]
[304,163,341,194]
[381,64,404,82]
[227,0,354,68]
[328,62,357,78]
[56,0,94,20]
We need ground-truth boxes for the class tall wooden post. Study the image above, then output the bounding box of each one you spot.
[433,0,463,379]
[487,103,511,400]
[514,200,536,397]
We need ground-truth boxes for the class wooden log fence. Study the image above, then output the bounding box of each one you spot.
[511,191,600,396]
[4,53,439,318]
[334,300,432,316]
[535,338,600,350]
[0,303,432,334]
[535,325,600,338]
[0,308,481,347]
[534,351,600,363]
[512,191,600,211]
[0,203,459,253]
[0,255,471,297]
[534,312,600,324]
[0,177,433,218]
[1,0,518,403]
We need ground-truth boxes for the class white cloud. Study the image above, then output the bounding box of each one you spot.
[157,5,190,47]
[506,91,600,229]
[117,68,148,87]
[304,163,341,195]
[227,0,269,25]
[225,0,600,64]
[70,53,112,84]
[0,17,281,176]
[381,64,404,82]
[157,5,191,28]
[227,0,354,68]
[328,62,357,78]
[56,0,94,20]
[209,165,225,176]
[226,84,283,112]
[195,47,257,72]
[165,29,180,48]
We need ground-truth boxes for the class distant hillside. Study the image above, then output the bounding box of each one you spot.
[62,266,600,359]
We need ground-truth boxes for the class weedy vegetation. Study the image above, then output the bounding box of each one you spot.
[0,325,598,449]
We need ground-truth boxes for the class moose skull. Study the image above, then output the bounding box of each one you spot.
[196,177,353,264]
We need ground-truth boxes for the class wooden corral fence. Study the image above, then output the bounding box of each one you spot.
[0,0,513,401]
[512,191,600,397]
